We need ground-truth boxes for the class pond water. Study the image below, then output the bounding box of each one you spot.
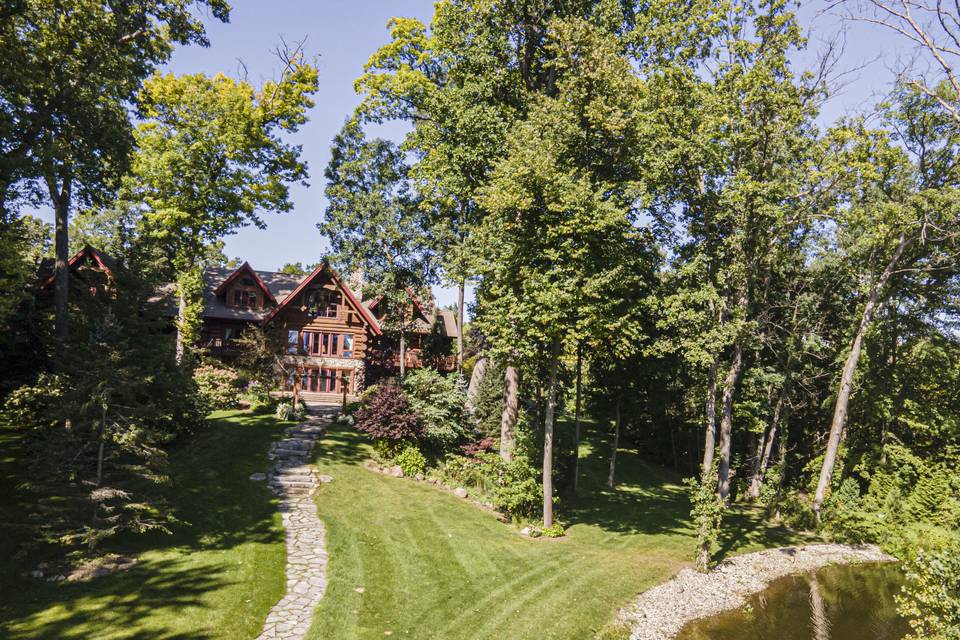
[676,563,911,640]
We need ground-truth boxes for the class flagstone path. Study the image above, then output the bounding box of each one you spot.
[255,415,331,640]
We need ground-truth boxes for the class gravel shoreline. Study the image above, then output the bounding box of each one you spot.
[619,543,897,640]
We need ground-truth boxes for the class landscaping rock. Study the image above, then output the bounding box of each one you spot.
[65,555,138,582]
[520,526,532,537]
[453,487,468,498]
[620,543,897,640]
[415,473,424,481]
[318,475,334,484]
[249,472,267,481]
[388,465,404,478]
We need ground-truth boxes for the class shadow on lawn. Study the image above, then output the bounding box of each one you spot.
[312,423,373,468]
[0,410,286,639]
[563,423,692,538]
[561,422,806,561]
[0,556,228,640]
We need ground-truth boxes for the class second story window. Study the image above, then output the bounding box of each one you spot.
[233,290,258,308]
[304,289,339,317]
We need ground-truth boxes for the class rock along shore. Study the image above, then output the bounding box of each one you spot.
[620,543,897,640]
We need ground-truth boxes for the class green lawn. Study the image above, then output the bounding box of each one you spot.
[308,420,814,640]
[0,410,289,640]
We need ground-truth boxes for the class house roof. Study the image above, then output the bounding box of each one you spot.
[39,246,116,289]
[258,262,382,334]
[199,266,301,321]
[362,290,460,339]
[213,262,277,304]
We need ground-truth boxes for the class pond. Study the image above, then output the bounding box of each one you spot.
[676,563,910,640]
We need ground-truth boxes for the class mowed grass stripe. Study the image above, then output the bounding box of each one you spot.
[306,422,812,640]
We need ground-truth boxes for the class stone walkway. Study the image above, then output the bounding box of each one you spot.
[256,415,331,640]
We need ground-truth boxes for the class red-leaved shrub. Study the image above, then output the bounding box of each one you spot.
[460,437,497,457]
[354,385,422,442]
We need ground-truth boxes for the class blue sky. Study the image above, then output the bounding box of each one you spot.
[35,2,910,310]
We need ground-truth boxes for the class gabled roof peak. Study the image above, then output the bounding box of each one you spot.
[213,261,277,305]
[259,261,382,334]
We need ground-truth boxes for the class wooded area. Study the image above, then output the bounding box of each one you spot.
[1,1,959,638]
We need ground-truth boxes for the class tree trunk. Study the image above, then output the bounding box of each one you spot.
[175,288,187,364]
[499,365,519,462]
[812,234,908,519]
[399,332,406,378]
[701,356,719,476]
[96,403,107,487]
[465,356,491,413]
[456,280,465,372]
[607,397,621,489]
[49,175,71,343]
[572,343,582,494]
[293,369,301,409]
[542,338,561,528]
[748,388,786,499]
[717,342,743,502]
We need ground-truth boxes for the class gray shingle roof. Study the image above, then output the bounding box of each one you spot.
[199,266,302,321]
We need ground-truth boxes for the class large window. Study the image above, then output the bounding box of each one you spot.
[304,289,339,318]
[301,331,354,357]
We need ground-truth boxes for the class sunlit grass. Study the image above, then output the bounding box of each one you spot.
[0,410,289,640]
[307,420,814,640]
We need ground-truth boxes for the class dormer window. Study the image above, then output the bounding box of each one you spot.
[304,289,339,318]
[233,290,258,308]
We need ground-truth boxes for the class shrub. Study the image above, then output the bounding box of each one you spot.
[436,452,542,519]
[821,477,878,543]
[402,368,469,450]
[471,361,505,438]
[194,364,244,410]
[896,545,960,640]
[354,384,421,442]
[275,402,303,421]
[396,443,427,477]
[1,374,63,429]
[541,523,565,538]
[461,437,497,457]
[243,380,274,409]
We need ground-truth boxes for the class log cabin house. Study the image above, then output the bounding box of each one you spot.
[194,261,458,404]
[39,249,460,405]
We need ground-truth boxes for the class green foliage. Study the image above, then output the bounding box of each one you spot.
[471,360,505,438]
[896,546,960,640]
[541,523,565,538]
[127,57,318,279]
[0,0,230,214]
[242,380,274,410]
[194,364,245,411]
[320,121,437,338]
[685,470,724,572]
[395,443,427,477]
[275,402,301,422]
[176,266,204,353]
[402,368,469,450]
[1,374,62,429]
[818,442,960,555]
[436,451,542,519]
